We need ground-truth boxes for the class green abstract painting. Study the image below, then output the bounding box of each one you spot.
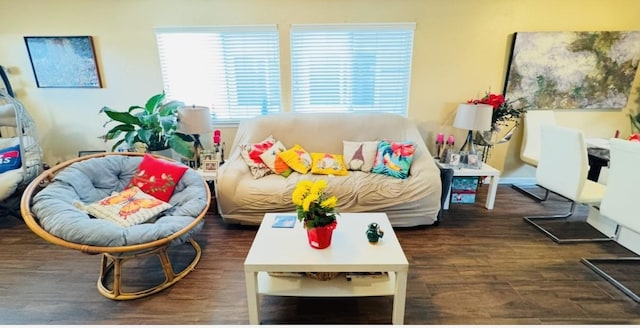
[504,31,640,110]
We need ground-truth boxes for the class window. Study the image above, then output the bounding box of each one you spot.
[155,25,282,123]
[290,23,415,115]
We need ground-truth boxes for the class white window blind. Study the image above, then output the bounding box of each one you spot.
[155,25,282,123]
[290,23,415,115]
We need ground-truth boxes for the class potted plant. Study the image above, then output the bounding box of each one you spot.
[292,179,339,249]
[99,91,195,158]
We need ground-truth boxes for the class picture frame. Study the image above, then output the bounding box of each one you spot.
[202,160,219,173]
[24,36,102,88]
[447,150,460,167]
[504,31,640,110]
[466,154,482,169]
[199,150,215,162]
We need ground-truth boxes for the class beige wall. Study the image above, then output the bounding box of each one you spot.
[1,0,639,179]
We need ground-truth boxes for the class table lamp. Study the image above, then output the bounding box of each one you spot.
[453,103,493,157]
[177,105,213,165]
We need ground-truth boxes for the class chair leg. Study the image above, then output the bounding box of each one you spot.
[97,238,202,300]
[523,197,613,244]
[581,257,640,303]
[511,183,550,202]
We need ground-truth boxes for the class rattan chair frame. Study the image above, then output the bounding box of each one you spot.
[20,152,211,300]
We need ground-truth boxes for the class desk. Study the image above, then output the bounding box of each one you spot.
[436,162,501,210]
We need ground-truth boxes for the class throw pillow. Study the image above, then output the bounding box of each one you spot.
[371,139,416,179]
[278,144,312,174]
[259,141,293,177]
[240,135,277,179]
[127,154,189,202]
[310,153,349,176]
[342,140,379,172]
[82,187,172,228]
[0,143,21,174]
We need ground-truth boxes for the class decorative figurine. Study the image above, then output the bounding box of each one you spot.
[366,222,384,243]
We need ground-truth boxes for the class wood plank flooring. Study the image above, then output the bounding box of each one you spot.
[1,184,639,325]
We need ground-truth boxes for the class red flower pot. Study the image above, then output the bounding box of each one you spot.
[306,221,337,249]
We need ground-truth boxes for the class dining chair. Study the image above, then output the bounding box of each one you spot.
[581,138,640,302]
[511,110,557,201]
[523,124,613,243]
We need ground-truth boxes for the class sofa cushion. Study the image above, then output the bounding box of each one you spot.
[310,152,348,176]
[240,135,276,179]
[128,154,188,202]
[278,144,312,174]
[259,140,293,177]
[371,139,416,179]
[343,140,379,172]
[80,186,172,228]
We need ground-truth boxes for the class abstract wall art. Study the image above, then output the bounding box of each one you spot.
[504,31,640,110]
[24,36,102,88]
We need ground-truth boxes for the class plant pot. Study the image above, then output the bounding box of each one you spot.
[306,221,337,249]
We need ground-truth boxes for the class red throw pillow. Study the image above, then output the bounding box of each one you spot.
[127,154,189,202]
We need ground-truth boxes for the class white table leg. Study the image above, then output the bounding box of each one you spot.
[392,270,408,324]
[485,175,499,209]
[245,270,260,324]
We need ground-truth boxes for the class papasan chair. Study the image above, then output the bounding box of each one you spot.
[20,152,210,300]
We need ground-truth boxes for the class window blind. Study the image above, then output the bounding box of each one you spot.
[290,23,415,115]
[155,25,282,123]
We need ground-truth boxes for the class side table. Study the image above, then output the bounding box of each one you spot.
[196,168,218,214]
[435,161,501,210]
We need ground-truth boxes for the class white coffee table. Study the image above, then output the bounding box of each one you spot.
[244,212,409,325]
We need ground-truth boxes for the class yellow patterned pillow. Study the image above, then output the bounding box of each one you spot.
[310,153,348,176]
[277,144,312,174]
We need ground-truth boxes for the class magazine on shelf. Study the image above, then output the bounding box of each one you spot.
[345,272,389,281]
[272,215,297,228]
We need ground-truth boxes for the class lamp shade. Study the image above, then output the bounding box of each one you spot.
[177,105,212,134]
[453,103,493,132]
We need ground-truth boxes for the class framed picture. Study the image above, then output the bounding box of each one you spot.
[199,150,215,162]
[24,36,102,88]
[504,31,640,110]
[447,150,460,167]
[466,154,482,169]
[202,160,219,173]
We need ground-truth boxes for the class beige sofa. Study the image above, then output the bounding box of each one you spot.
[215,112,442,227]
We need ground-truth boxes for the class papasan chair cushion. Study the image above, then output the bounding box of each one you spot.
[30,154,207,247]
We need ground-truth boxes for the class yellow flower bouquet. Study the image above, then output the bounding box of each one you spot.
[292,179,338,229]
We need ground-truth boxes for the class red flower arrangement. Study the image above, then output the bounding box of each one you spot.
[468,92,528,130]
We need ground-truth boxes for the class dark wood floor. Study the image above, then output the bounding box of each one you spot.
[1,184,639,325]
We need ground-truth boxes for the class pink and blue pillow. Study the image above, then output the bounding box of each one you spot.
[371,139,415,179]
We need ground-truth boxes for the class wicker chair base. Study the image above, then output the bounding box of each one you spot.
[97,238,202,301]
[305,272,340,281]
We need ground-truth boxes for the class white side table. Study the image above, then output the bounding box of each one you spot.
[436,161,501,210]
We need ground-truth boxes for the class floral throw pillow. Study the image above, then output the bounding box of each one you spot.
[371,139,416,179]
[127,154,189,202]
[310,153,349,176]
[80,186,172,228]
[240,136,277,179]
[277,144,312,174]
[259,140,293,177]
[343,140,379,172]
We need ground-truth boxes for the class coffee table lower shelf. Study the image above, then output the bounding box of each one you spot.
[257,271,396,297]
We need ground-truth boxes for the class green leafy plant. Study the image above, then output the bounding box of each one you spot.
[99,91,195,158]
